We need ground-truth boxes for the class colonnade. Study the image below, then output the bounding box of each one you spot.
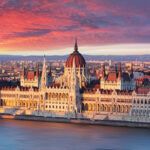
[82,103,132,113]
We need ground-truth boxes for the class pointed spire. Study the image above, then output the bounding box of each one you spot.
[36,63,39,77]
[102,63,105,78]
[71,58,77,86]
[118,63,122,78]
[130,63,134,78]
[41,55,47,89]
[74,38,78,52]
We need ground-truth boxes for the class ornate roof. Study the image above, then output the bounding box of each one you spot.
[66,40,86,68]
[105,72,131,82]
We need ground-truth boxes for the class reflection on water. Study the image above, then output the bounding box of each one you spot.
[0,119,150,150]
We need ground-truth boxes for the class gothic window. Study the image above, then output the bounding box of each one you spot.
[45,93,48,100]
[84,103,88,111]
[141,100,143,104]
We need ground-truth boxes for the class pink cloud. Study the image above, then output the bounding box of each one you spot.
[0,0,150,53]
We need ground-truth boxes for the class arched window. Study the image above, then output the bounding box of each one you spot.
[84,103,88,111]
[97,104,100,111]
[145,100,147,104]
[113,105,116,112]
[45,93,48,100]
[101,104,104,112]
[141,100,143,104]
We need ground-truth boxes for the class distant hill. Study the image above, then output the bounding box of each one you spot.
[0,54,150,62]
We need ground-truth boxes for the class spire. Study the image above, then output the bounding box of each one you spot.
[36,63,39,77]
[130,63,134,78]
[71,58,78,88]
[41,55,47,89]
[74,38,78,52]
[102,63,106,78]
[70,58,80,114]
[118,63,122,78]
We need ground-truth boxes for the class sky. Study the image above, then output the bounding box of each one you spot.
[0,0,150,55]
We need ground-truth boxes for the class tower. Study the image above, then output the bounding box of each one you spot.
[70,58,78,89]
[40,55,47,89]
[61,39,88,88]
[70,58,81,113]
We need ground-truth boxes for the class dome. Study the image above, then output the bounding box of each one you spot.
[66,40,86,68]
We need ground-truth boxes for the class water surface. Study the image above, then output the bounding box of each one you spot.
[0,119,150,150]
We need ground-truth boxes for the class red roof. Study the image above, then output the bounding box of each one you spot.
[107,73,117,82]
[106,72,131,82]
[26,72,35,80]
[66,50,86,68]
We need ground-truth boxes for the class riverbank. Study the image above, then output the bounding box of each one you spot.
[1,114,150,128]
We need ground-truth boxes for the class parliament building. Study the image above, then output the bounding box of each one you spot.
[0,41,150,122]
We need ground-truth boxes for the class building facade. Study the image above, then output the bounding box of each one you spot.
[100,64,135,90]
[0,41,149,122]
[60,40,88,88]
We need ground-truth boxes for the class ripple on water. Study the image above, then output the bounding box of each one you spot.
[0,119,150,150]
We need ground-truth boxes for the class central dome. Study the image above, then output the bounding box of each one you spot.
[66,40,86,68]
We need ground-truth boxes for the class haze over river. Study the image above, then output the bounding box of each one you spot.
[0,119,150,150]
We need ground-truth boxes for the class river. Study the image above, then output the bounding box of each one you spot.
[0,119,150,150]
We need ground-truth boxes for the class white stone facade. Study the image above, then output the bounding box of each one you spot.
[0,44,149,123]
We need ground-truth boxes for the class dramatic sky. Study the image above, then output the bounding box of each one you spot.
[0,0,150,55]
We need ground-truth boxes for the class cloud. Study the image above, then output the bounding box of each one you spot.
[14,28,52,38]
[0,0,150,53]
